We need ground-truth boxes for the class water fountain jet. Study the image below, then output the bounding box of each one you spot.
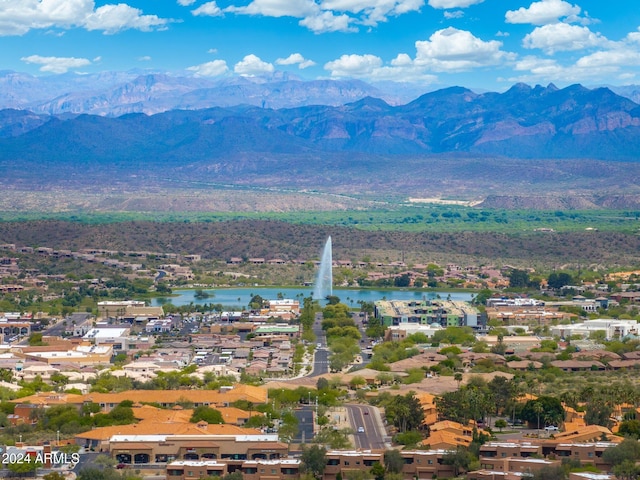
[312,237,333,300]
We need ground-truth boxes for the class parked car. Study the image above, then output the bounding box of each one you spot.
[544,425,558,432]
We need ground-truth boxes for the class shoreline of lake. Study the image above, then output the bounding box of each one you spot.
[150,286,475,308]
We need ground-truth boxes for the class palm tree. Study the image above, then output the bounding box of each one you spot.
[454,372,463,390]
[533,402,544,433]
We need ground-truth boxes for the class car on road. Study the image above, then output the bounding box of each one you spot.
[544,425,558,432]
[357,426,365,433]
[317,343,322,348]
[364,411,369,415]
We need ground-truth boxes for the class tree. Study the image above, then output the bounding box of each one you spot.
[370,462,385,480]
[190,406,224,424]
[7,459,43,477]
[618,420,640,438]
[301,445,327,479]
[385,393,424,432]
[77,466,123,480]
[548,272,573,290]
[531,465,567,480]
[603,438,640,466]
[520,396,564,428]
[585,402,613,428]
[443,446,473,477]
[494,419,508,432]
[349,376,366,390]
[488,376,513,415]
[44,473,67,480]
[613,460,640,480]
[508,269,530,288]
[316,377,330,391]
[220,473,243,480]
[383,449,404,474]
[533,401,543,431]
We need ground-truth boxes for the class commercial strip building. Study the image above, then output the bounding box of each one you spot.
[550,319,640,340]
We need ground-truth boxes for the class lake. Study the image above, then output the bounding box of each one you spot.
[150,287,475,308]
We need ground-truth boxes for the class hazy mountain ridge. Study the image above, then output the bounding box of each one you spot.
[0,70,406,115]
[4,82,640,210]
[2,83,640,161]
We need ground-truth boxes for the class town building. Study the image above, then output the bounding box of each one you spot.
[374,299,481,328]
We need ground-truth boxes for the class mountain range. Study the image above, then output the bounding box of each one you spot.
[3,82,640,159]
[3,75,640,207]
[0,70,409,115]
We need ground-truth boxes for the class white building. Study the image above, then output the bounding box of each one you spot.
[551,319,639,340]
[83,327,130,350]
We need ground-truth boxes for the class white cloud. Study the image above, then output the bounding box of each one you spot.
[299,11,355,33]
[575,48,640,69]
[187,59,229,76]
[0,0,172,36]
[514,55,563,76]
[225,0,424,33]
[414,27,513,72]
[428,0,483,8]
[444,10,464,19]
[509,45,640,85]
[208,48,218,54]
[234,54,274,76]
[85,4,169,34]
[21,54,92,74]
[523,23,611,54]
[138,55,152,61]
[192,2,223,17]
[323,27,513,82]
[324,52,438,82]
[505,0,580,25]
[320,0,424,26]
[177,0,196,5]
[324,53,383,77]
[626,29,640,45]
[226,0,318,18]
[276,53,316,69]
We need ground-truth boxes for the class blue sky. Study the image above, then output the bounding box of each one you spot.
[1,0,640,91]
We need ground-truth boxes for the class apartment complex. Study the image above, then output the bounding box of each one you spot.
[374,299,481,328]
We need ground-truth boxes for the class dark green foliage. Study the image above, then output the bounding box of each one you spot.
[442,446,473,477]
[584,402,613,428]
[431,326,476,345]
[548,272,573,289]
[520,396,565,427]
[190,406,224,424]
[370,462,385,480]
[301,445,327,479]
[530,465,568,480]
[393,430,423,446]
[602,438,640,466]
[383,449,404,474]
[384,392,424,432]
[618,420,640,438]
[613,460,640,480]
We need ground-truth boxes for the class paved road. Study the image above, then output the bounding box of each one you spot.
[309,313,330,377]
[72,451,100,474]
[293,406,315,443]
[346,404,387,450]
[310,348,329,377]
